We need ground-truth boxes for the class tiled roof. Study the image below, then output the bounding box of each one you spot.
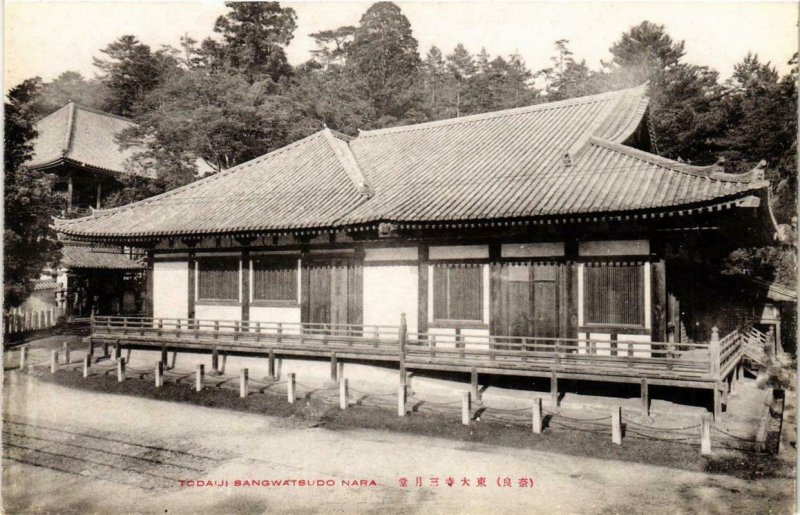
[28,103,138,175]
[54,85,769,240]
[55,130,371,238]
[60,244,143,270]
[32,280,59,291]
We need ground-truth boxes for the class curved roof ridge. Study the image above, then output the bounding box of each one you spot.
[322,128,371,197]
[62,102,77,157]
[587,136,768,186]
[357,84,648,139]
[69,102,135,123]
[54,129,330,228]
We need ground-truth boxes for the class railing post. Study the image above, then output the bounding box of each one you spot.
[710,326,720,379]
[461,392,471,426]
[240,368,249,398]
[612,406,622,445]
[63,341,70,364]
[287,372,296,404]
[339,378,349,410]
[532,397,543,434]
[550,370,559,407]
[19,347,27,370]
[701,413,712,455]
[50,350,58,373]
[83,355,90,378]
[399,313,407,385]
[195,364,204,392]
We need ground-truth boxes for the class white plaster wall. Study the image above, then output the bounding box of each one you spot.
[579,332,651,357]
[428,327,490,349]
[250,306,301,324]
[153,261,188,321]
[195,305,241,326]
[363,265,418,335]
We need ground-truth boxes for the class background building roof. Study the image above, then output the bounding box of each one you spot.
[60,243,144,270]
[55,86,768,240]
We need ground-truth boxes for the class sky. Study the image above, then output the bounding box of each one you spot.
[4,1,798,92]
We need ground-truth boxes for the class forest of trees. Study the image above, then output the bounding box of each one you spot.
[5,1,797,307]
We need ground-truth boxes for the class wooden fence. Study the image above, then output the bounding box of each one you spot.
[4,307,62,336]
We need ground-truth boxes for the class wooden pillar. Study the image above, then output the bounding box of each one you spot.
[211,347,219,374]
[532,397,543,434]
[96,182,102,209]
[399,313,407,384]
[461,392,471,426]
[651,258,667,342]
[417,246,429,336]
[67,173,73,212]
[330,352,338,383]
[220,353,227,375]
[160,344,168,368]
[710,326,720,380]
[240,249,250,329]
[713,386,722,421]
[195,364,204,392]
[239,368,248,398]
[187,251,196,321]
[550,371,559,407]
[701,413,712,455]
[268,350,276,379]
[287,372,296,404]
[339,378,349,410]
[145,251,154,317]
[640,378,649,417]
[471,368,479,403]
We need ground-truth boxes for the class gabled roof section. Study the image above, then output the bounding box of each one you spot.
[28,102,138,175]
[54,130,371,238]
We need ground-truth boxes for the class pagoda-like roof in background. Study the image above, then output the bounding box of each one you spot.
[54,85,771,241]
[28,102,138,176]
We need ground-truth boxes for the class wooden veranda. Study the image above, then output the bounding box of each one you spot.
[86,315,766,418]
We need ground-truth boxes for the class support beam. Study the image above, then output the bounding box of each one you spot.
[550,371,559,407]
[397,385,406,417]
[330,352,338,383]
[63,342,70,364]
[96,182,102,209]
[117,358,126,382]
[471,368,479,403]
[67,174,73,212]
[161,344,168,368]
[268,350,276,379]
[212,348,219,374]
[713,387,722,421]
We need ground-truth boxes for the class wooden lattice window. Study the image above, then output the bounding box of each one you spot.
[197,257,239,301]
[252,258,298,302]
[433,264,483,322]
[584,264,645,326]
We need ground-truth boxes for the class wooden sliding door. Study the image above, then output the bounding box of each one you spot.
[493,262,567,339]
[302,257,363,327]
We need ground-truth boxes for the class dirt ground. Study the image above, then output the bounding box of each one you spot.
[1,340,796,514]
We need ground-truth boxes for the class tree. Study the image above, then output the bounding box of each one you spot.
[118,68,312,192]
[309,26,356,68]
[202,1,297,82]
[446,43,476,117]
[465,54,537,114]
[346,2,421,123]
[606,20,685,85]
[715,53,797,221]
[4,78,62,308]
[94,35,177,116]
[536,40,600,101]
[420,46,447,118]
[37,71,109,116]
